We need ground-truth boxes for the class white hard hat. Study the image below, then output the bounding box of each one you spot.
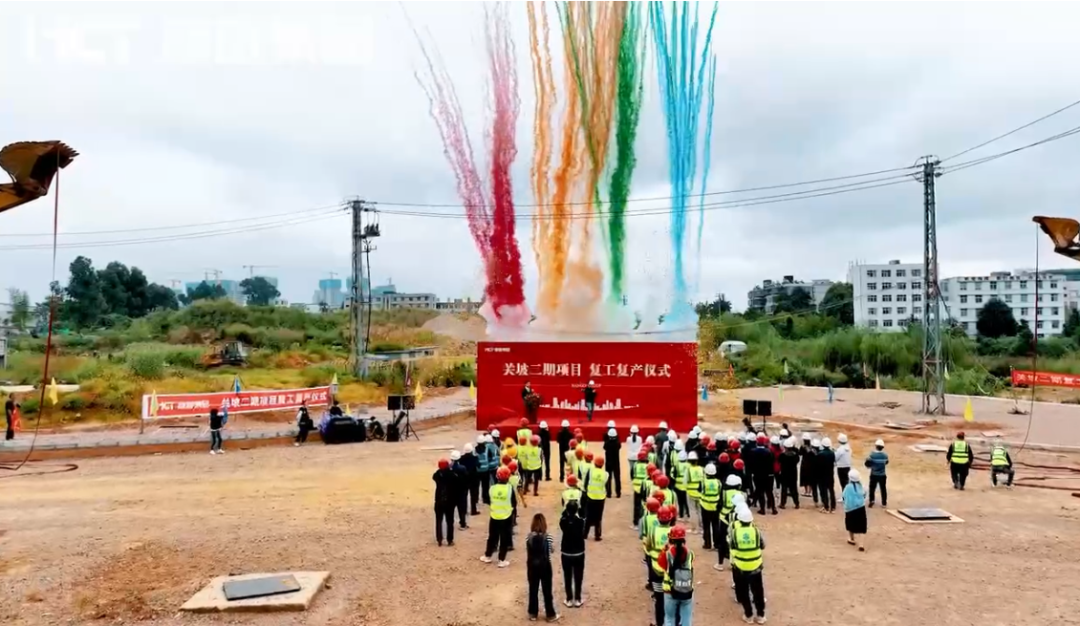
[630,424,639,433]
[484,434,494,443]
[713,431,722,441]
[802,432,812,441]
[561,420,570,428]
[588,380,595,386]
[784,437,796,448]
[838,433,848,444]
[608,428,617,437]
[875,439,885,447]
[687,451,699,461]
[705,463,717,476]
[476,434,485,444]
[691,425,702,434]
[770,435,780,445]
[659,421,668,429]
[688,430,698,439]
[726,474,742,487]
[848,469,862,482]
[780,429,790,437]
[811,438,821,447]
[669,431,679,441]
[678,451,688,461]
[674,440,684,451]
[539,421,548,429]
[450,451,461,461]
[822,437,832,448]
[492,429,500,438]
[607,420,616,428]
[464,443,474,452]
[737,507,754,524]
[732,493,746,506]
[646,435,655,444]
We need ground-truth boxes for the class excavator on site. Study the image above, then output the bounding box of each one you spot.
[1033,216,1080,262]
[200,341,249,368]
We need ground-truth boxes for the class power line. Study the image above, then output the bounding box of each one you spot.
[939,124,1080,176]
[941,97,1080,163]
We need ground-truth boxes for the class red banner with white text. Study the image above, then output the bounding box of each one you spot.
[142,386,332,420]
[1011,369,1080,389]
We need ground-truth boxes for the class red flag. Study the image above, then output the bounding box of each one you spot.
[12,406,21,432]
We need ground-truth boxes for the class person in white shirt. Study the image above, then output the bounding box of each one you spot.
[626,425,643,478]
[835,433,853,489]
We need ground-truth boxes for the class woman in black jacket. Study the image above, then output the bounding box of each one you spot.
[526,513,560,622]
[559,501,586,609]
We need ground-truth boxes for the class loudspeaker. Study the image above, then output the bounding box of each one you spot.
[402,395,416,411]
[743,399,757,416]
[387,395,402,411]
[758,400,772,417]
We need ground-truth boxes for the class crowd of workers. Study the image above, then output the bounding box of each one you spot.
[432,419,1016,625]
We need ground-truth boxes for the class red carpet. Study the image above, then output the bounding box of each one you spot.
[484,415,697,442]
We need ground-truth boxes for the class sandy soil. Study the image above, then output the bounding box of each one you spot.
[2,415,1079,626]
[423,314,486,343]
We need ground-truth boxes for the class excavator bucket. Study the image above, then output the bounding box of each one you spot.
[0,141,78,215]
[1033,216,1080,262]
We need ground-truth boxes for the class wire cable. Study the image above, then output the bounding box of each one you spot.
[941,98,1080,163]
[939,125,1080,176]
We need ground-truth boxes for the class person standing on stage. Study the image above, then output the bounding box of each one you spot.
[582,381,597,422]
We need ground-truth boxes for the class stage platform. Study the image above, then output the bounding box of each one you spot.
[485,416,697,442]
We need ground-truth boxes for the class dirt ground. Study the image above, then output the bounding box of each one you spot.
[2,414,1079,626]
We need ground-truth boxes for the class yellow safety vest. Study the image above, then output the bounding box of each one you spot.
[647,451,657,466]
[720,488,738,518]
[662,549,695,593]
[524,445,542,471]
[991,446,1009,467]
[587,467,608,501]
[657,488,675,509]
[730,521,763,572]
[687,466,704,499]
[700,478,721,511]
[640,478,656,499]
[640,513,658,542]
[632,461,649,491]
[565,450,578,475]
[576,462,590,485]
[509,473,520,490]
[490,484,512,520]
[562,487,582,511]
[949,440,971,464]
[517,427,532,443]
[675,461,689,491]
[649,524,673,573]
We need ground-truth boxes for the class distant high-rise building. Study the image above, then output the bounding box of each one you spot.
[746,275,833,314]
[849,260,925,332]
[313,278,346,310]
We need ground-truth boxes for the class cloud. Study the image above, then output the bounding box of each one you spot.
[0,1,1078,316]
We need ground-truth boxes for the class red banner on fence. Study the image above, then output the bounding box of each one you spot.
[476,341,698,432]
[1011,369,1080,388]
[142,386,332,420]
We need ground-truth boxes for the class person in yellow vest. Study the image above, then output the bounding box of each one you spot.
[523,434,544,496]
[645,437,658,466]
[717,473,742,571]
[654,474,676,515]
[729,505,767,624]
[574,429,587,451]
[686,451,705,534]
[990,442,1015,488]
[639,465,659,525]
[584,456,608,541]
[508,460,523,540]
[638,496,662,589]
[517,418,533,446]
[699,463,722,551]
[674,450,691,520]
[562,474,583,512]
[480,466,516,568]
[646,505,676,626]
[946,431,974,490]
[658,524,695,626]
[577,450,594,486]
[631,448,650,529]
[565,439,579,480]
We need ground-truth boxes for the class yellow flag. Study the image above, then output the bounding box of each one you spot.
[150,390,159,417]
[469,380,477,401]
[48,377,59,406]
[964,397,974,422]
[330,373,339,386]
[414,380,424,404]
[874,374,881,391]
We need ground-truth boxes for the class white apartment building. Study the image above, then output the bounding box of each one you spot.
[746,276,834,313]
[849,260,926,332]
[941,270,1069,338]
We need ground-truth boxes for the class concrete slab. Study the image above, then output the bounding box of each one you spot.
[180,571,329,613]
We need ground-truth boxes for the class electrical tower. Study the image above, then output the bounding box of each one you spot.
[917,156,945,415]
[348,199,380,376]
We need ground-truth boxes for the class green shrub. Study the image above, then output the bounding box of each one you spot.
[126,352,165,380]
[20,396,40,415]
[61,394,87,411]
[370,342,407,353]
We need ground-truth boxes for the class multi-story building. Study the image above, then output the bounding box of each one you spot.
[746,276,833,314]
[312,278,346,310]
[941,270,1070,338]
[849,260,926,332]
[436,298,483,314]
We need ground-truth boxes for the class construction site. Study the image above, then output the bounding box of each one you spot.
[1,385,1078,626]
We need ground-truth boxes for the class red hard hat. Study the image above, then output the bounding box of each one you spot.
[637,449,648,460]
[508,461,518,473]
[669,525,687,541]
[957,431,965,438]
[576,433,585,442]
[531,435,541,445]
[438,458,450,470]
[574,428,583,436]
[518,436,527,445]
[585,451,595,461]
[569,439,578,449]
[719,452,730,463]
[520,418,529,427]
[496,467,511,482]
[728,438,740,449]
[701,435,712,445]
[643,442,653,450]
[501,454,512,466]
[646,497,661,512]
[651,490,666,503]
[757,434,768,444]
[707,441,717,451]
[733,459,745,470]
[658,506,675,523]
[575,448,585,459]
[567,474,578,487]
[646,463,657,474]
[656,475,670,488]
[594,456,605,468]
[487,423,496,432]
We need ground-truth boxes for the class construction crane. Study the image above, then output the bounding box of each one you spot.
[203,269,222,285]
[243,264,277,278]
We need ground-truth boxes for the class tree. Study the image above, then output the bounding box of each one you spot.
[124,267,151,317]
[240,277,280,306]
[65,256,106,328]
[1063,309,1080,339]
[32,281,66,332]
[98,261,132,317]
[976,298,1018,339]
[145,283,179,311]
[1013,319,1035,356]
[182,281,227,305]
[694,293,732,318]
[819,282,854,325]
[772,287,813,315]
[7,288,30,331]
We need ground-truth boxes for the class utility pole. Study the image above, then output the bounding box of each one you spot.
[918,156,945,415]
[348,199,380,376]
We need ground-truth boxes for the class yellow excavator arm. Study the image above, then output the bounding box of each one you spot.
[1033,216,1080,262]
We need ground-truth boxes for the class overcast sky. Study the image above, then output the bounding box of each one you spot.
[1,1,1079,311]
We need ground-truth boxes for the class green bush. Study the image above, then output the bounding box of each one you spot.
[60,394,87,411]
[20,396,40,415]
[126,351,165,380]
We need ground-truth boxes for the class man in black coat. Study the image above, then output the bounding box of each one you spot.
[603,426,622,498]
[778,438,800,510]
[582,381,597,422]
[432,458,457,546]
[538,421,553,481]
[749,435,778,516]
[460,443,481,515]
[556,420,573,481]
[450,451,470,529]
